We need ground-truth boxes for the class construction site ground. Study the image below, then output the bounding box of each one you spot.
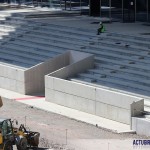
[0,98,148,150]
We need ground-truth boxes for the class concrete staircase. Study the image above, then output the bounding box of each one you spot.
[0,13,150,103]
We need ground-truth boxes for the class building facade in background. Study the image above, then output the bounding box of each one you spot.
[90,0,150,22]
[0,0,149,22]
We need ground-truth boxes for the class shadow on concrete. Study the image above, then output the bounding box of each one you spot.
[28,148,49,150]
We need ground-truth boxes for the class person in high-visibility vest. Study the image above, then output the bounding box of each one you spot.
[97,22,105,35]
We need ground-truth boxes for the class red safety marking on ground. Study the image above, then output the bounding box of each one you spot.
[15,96,45,101]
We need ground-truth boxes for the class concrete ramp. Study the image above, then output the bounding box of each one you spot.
[0,96,3,108]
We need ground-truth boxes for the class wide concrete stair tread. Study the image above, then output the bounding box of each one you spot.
[6,40,66,55]
[0,51,40,66]
[3,41,61,55]
[95,64,150,79]
[0,46,47,62]
[70,77,150,96]
[7,22,148,56]
[95,57,150,72]
[0,24,17,29]
[17,30,150,61]
[70,76,150,96]
[1,19,90,37]
[103,34,150,47]
[24,20,150,43]
[1,19,150,54]
[3,30,148,66]
[80,48,150,65]
[21,21,150,46]
[108,32,150,42]
[0,61,28,70]
[0,19,25,26]
[0,27,15,33]
[5,33,150,72]
[77,73,150,92]
[88,68,150,85]
[95,38,150,52]
[0,43,60,61]
[2,17,150,44]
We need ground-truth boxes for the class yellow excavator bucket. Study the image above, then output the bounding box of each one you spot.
[0,96,3,108]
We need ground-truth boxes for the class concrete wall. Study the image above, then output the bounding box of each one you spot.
[132,117,150,136]
[49,51,94,79]
[24,51,70,94]
[0,64,25,93]
[46,77,143,125]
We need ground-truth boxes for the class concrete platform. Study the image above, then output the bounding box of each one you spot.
[0,88,130,133]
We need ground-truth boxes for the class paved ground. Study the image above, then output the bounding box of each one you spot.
[0,98,148,150]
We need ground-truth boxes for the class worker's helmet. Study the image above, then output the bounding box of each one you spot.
[99,22,102,25]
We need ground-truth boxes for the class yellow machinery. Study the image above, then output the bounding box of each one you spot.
[0,97,40,150]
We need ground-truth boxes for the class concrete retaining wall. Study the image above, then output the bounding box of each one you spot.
[132,117,150,136]
[24,51,70,94]
[0,64,25,93]
[49,51,94,79]
[46,74,144,125]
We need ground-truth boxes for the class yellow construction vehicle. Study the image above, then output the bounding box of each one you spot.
[0,97,40,150]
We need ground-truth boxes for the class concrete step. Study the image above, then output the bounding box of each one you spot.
[0,42,59,60]
[79,47,150,65]
[7,34,150,74]
[71,75,150,96]
[0,52,34,68]
[78,73,150,93]
[95,63,150,79]
[20,31,150,62]
[95,56,150,73]
[0,46,46,62]
[88,68,150,86]
[2,17,150,46]
[70,77,150,96]
[102,33,150,48]
[7,33,150,70]
[108,32,150,43]
[1,20,148,59]
[95,38,150,54]
[24,21,150,45]
[0,24,17,29]
[7,39,66,55]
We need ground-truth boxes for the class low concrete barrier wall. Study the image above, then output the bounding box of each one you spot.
[24,51,70,94]
[0,64,25,93]
[46,74,144,125]
[49,51,94,79]
[132,117,150,136]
